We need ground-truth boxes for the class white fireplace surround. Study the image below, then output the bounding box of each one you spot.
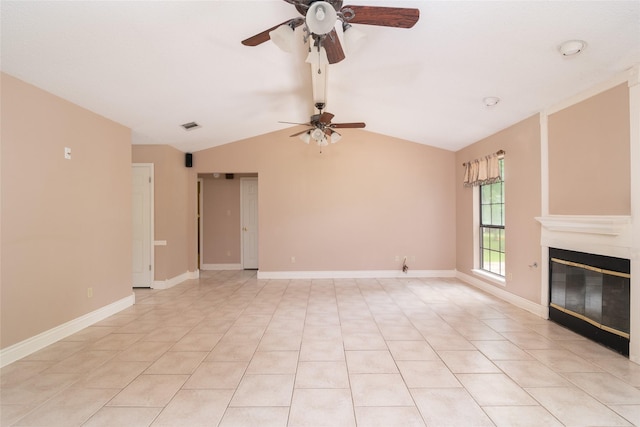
[536,214,638,363]
[533,65,640,364]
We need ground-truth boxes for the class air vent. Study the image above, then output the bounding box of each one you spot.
[181,121,201,131]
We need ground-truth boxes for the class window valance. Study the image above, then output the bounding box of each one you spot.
[462,150,504,187]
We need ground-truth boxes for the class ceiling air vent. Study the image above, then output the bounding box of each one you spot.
[181,121,201,131]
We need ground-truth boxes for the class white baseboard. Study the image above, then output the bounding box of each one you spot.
[201,263,242,271]
[456,270,547,318]
[0,293,135,368]
[152,270,199,290]
[257,270,457,280]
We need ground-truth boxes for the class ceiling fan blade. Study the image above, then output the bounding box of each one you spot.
[323,30,346,64]
[241,18,303,46]
[279,120,311,126]
[331,122,366,129]
[319,111,335,124]
[342,5,420,28]
[289,128,312,137]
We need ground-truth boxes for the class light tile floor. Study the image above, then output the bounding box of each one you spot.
[2,271,640,426]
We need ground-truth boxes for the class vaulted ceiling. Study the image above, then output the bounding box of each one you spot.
[2,1,639,153]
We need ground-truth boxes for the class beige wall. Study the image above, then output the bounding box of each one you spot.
[191,129,457,272]
[548,84,630,215]
[201,176,242,265]
[456,115,542,303]
[1,73,132,349]
[2,67,632,356]
[132,145,193,281]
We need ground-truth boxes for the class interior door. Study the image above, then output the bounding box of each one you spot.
[132,164,153,287]
[241,177,259,269]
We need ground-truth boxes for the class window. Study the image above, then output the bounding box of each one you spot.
[479,159,505,276]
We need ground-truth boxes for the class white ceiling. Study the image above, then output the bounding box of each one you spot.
[2,1,639,153]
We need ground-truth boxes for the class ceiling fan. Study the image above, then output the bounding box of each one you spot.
[281,103,365,150]
[241,0,420,64]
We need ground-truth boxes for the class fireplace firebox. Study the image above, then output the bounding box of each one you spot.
[549,248,630,356]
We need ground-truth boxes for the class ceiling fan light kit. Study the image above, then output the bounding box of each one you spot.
[330,131,341,144]
[299,128,328,146]
[342,24,367,54]
[269,24,296,52]
[311,127,326,141]
[306,1,338,35]
[299,131,312,144]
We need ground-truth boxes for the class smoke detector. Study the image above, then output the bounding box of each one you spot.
[483,96,501,107]
[559,40,586,56]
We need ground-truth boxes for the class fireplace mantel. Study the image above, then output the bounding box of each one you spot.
[535,215,631,235]
[535,215,633,260]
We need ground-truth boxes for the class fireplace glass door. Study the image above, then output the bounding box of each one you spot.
[549,248,630,355]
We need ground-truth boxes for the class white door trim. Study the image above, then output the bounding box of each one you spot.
[198,178,204,270]
[240,177,259,269]
[132,163,154,287]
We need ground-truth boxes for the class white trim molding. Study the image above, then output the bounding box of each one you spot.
[0,293,135,368]
[257,270,457,280]
[457,271,547,318]
[471,269,506,287]
[628,64,640,365]
[201,263,243,271]
[152,270,199,290]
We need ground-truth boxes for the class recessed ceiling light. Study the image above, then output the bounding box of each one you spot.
[181,121,201,131]
[483,96,500,107]
[559,40,586,56]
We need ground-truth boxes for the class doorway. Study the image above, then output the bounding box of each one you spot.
[198,174,258,271]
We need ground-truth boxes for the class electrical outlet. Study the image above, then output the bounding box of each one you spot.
[395,255,400,262]
[226,250,231,257]
[87,288,93,298]
[291,256,296,263]
[507,272,514,282]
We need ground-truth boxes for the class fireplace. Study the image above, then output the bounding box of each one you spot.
[549,248,630,355]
